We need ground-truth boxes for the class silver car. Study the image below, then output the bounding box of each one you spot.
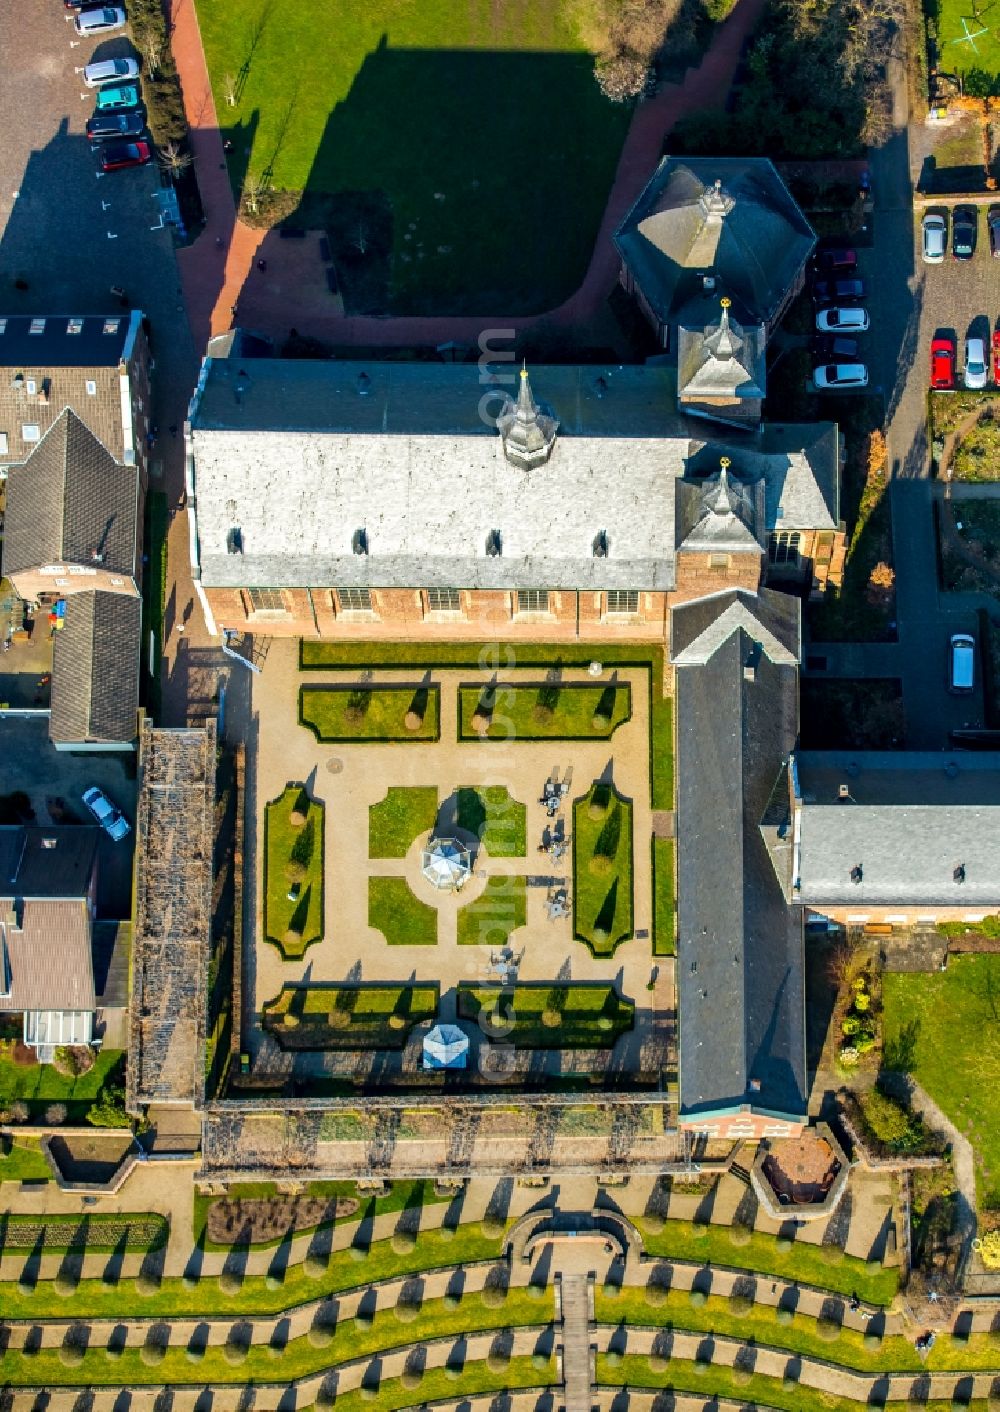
[75,6,127,35]
[82,786,131,841]
[921,212,946,264]
[964,336,988,389]
[83,56,139,87]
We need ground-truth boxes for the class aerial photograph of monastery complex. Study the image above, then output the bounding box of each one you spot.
[1,0,1000,1408]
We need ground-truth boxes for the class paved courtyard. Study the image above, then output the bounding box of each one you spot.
[245,640,670,1083]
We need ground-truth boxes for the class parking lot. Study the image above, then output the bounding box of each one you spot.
[0,0,196,433]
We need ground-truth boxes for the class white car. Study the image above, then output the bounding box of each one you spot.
[921,212,947,264]
[75,6,127,35]
[816,306,870,333]
[83,56,139,87]
[82,786,131,841]
[814,363,868,389]
[964,336,988,389]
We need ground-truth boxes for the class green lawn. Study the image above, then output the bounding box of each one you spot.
[935,0,1000,85]
[262,982,438,1049]
[368,786,438,858]
[652,836,675,956]
[459,681,631,740]
[194,0,631,315]
[300,641,674,807]
[573,781,634,956]
[884,956,1000,1209]
[455,785,526,856]
[457,876,527,947]
[952,408,1000,481]
[458,982,633,1048]
[3,1291,554,1386]
[593,1287,998,1375]
[0,1047,125,1122]
[263,785,325,958]
[0,1223,504,1321]
[640,1216,899,1307]
[299,684,440,741]
[368,876,438,946]
[0,1137,51,1184]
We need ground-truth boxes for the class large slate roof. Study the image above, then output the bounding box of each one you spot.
[674,588,806,1123]
[49,591,141,746]
[0,825,100,898]
[614,157,816,330]
[3,408,139,577]
[796,751,1000,908]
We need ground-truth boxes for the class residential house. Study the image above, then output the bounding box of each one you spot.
[0,312,150,749]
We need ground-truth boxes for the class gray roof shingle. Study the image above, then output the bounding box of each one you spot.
[0,900,95,1012]
[49,591,140,745]
[674,589,806,1123]
[0,826,100,897]
[3,408,139,577]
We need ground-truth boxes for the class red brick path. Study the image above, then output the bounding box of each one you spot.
[169,0,768,351]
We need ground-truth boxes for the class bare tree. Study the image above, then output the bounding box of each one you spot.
[157,142,193,178]
[144,33,162,75]
[223,72,238,108]
[352,222,369,255]
[241,174,269,219]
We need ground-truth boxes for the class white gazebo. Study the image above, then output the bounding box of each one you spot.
[422,1023,470,1070]
[421,837,471,891]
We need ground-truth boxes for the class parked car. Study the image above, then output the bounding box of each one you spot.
[87,109,146,141]
[948,633,975,694]
[94,83,141,112]
[921,212,947,264]
[952,206,976,260]
[813,276,866,303]
[812,335,860,360]
[930,335,956,390]
[813,363,868,389]
[993,331,1000,387]
[82,786,131,841]
[83,56,139,87]
[74,6,127,35]
[100,139,151,171]
[964,335,988,389]
[989,206,1000,258]
[816,305,870,333]
[814,247,857,272]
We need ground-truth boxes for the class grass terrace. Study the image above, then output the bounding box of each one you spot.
[458,981,634,1047]
[652,836,675,956]
[573,780,635,956]
[455,785,527,856]
[368,786,438,859]
[368,876,439,947]
[263,784,325,958]
[299,682,440,741]
[261,983,439,1050]
[459,680,631,740]
[457,875,527,947]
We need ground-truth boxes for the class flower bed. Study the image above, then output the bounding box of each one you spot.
[262,983,438,1050]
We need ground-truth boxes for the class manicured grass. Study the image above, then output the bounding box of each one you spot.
[299,641,675,807]
[457,876,527,947]
[573,781,634,956]
[368,786,438,859]
[194,0,631,316]
[455,785,526,856]
[368,876,438,947]
[299,683,440,741]
[263,785,325,958]
[0,1047,125,1121]
[935,0,1000,83]
[594,1288,1000,1375]
[4,1291,554,1387]
[598,1356,969,1412]
[652,836,675,956]
[884,956,1000,1209]
[262,982,438,1049]
[459,681,631,740]
[0,1223,504,1320]
[312,1357,555,1412]
[640,1216,899,1307]
[458,982,633,1048]
[0,1137,51,1184]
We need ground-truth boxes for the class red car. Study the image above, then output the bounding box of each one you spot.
[815,247,858,272]
[100,140,151,173]
[993,331,1000,387]
[930,336,956,390]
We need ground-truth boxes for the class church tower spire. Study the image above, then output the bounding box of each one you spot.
[496,364,559,470]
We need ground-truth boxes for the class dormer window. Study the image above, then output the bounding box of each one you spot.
[67,317,84,334]
[29,318,45,335]
[103,319,120,335]
[850,864,863,885]
[593,530,608,558]
[226,527,243,555]
[485,529,502,557]
[954,864,966,885]
[352,528,369,555]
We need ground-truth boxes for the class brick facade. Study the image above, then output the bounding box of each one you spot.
[678,1108,805,1140]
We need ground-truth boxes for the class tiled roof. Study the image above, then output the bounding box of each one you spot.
[49,591,141,745]
[0,899,95,1012]
[3,408,138,577]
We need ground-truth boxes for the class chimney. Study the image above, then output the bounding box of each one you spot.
[838,784,851,802]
